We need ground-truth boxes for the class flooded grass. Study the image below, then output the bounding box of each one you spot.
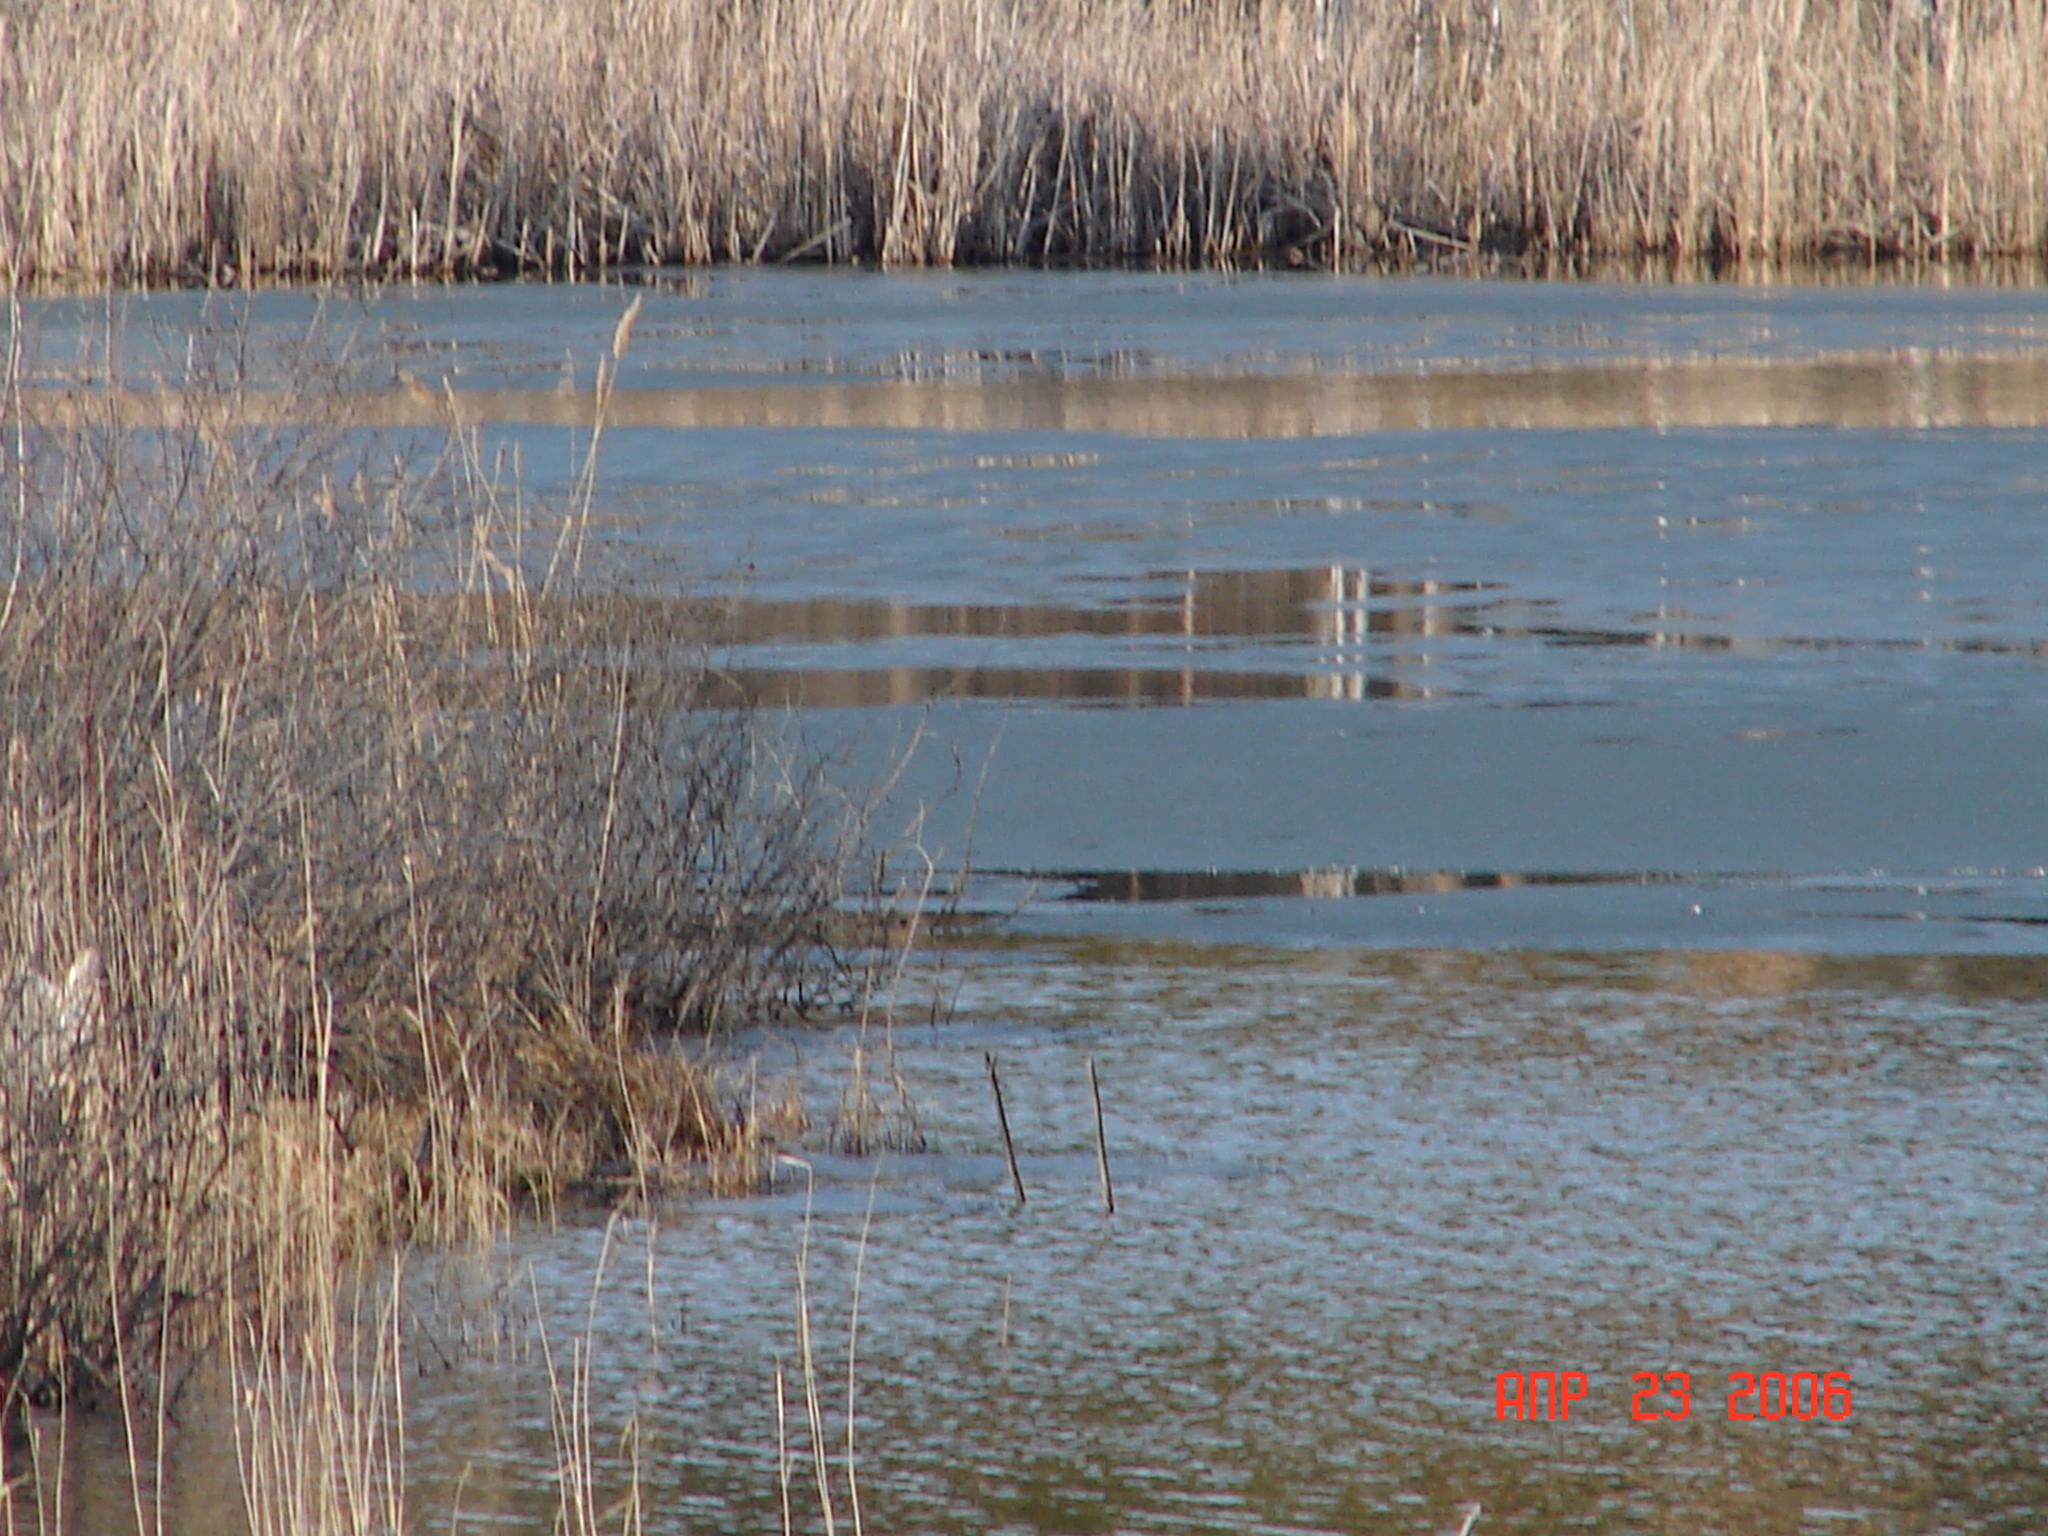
[3,0,2048,283]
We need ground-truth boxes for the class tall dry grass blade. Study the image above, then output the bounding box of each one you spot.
[535,1211,631,1536]
[843,1170,881,1536]
[786,1157,838,1536]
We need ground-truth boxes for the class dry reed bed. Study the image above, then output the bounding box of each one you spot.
[0,313,853,1411]
[2,0,2044,281]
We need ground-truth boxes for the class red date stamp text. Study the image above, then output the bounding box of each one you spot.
[1493,1370,1853,1421]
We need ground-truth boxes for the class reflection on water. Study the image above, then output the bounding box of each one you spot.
[26,268,2048,399]
[73,348,2045,437]
[468,350,2048,434]
[37,340,2048,440]
[719,662,1416,706]
[713,559,2048,706]
[1046,867,1658,902]
[717,566,1462,704]
[25,948,2042,1536]
[723,565,1427,643]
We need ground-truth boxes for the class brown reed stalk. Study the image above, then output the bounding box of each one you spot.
[984,1052,1026,1206]
[3,0,2045,283]
[1087,1055,1114,1215]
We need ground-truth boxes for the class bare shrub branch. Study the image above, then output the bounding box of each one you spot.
[0,306,858,1405]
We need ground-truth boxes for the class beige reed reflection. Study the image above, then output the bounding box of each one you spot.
[417,353,2048,435]
[713,563,1449,705]
[31,349,2048,440]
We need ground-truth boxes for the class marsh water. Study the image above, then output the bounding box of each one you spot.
[23,271,2048,1534]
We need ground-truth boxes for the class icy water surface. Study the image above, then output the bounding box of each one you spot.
[40,268,2048,943]
[470,948,2046,1536]
[18,269,2048,1534]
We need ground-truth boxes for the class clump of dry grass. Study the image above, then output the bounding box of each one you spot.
[0,304,857,1410]
[1,0,2043,281]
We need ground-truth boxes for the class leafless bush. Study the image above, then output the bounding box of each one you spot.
[0,306,857,1406]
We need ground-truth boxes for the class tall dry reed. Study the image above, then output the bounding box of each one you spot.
[0,303,857,1410]
[2,0,2044,281]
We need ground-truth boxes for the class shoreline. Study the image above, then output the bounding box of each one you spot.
[5,0,2045,287]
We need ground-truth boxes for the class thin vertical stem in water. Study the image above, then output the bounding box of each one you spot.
[781,1156,838,1536]
[551,295,641,590]
[1087,1056,1114,1215]
[844,1168,880,1536]
[775,1365,795,1536]
[538,1210,625,1536]
[985,1052,1026,1206]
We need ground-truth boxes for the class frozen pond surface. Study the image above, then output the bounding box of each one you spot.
[20,269,2048,1534]
[207,266,2048,952]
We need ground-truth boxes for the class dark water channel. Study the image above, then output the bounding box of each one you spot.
[21,271,2048,1534]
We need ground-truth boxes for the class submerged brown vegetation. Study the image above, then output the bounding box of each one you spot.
[0,309,855,1410]
[2,0,2044,282]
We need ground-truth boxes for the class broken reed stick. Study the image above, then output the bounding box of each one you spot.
[985,1051,1027,1205]
[1087,1056,1115,1215]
